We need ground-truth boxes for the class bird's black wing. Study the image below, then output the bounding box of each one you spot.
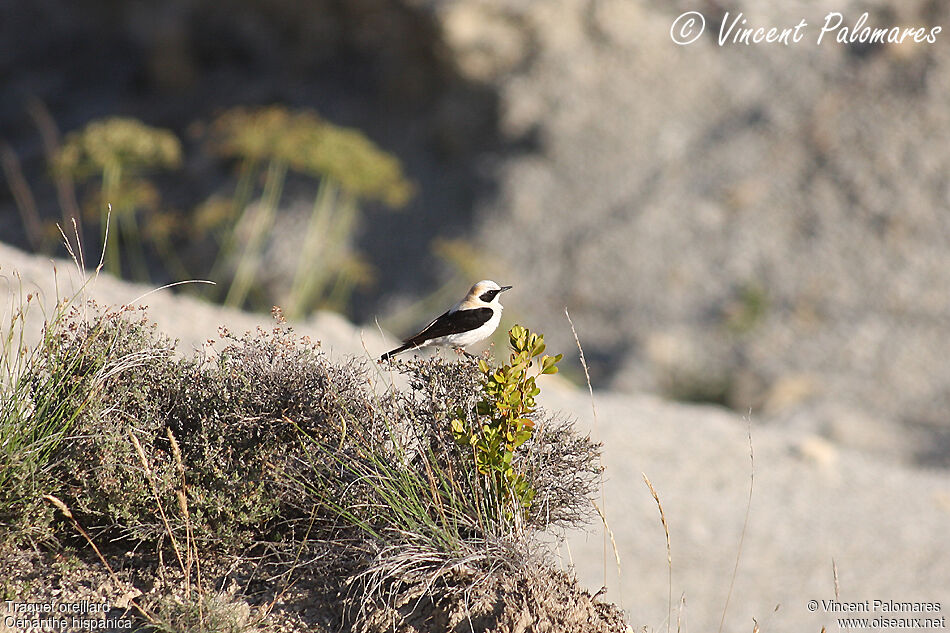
[404,308,493,347]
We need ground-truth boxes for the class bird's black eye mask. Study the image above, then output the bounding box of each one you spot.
[479,289,500,302]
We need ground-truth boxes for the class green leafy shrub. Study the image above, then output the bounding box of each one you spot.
[53,117,182,279]
[206,105,413,314]
[451,325,562,517]
[209,106,411,208]
[28,108,412,318]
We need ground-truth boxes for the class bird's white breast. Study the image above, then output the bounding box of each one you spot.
[434,305,502,348]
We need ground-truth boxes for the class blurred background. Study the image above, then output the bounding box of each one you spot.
[2,0,950,467]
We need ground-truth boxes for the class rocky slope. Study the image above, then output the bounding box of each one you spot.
[461,0,950,461]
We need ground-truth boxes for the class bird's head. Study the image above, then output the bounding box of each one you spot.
[469,280,512,305]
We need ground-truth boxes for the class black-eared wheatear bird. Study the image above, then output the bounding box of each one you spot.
[380,280,512,361]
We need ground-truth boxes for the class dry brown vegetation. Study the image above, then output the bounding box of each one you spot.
[1,300,626,632]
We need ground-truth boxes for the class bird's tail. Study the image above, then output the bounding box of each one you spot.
[379,344,411,362]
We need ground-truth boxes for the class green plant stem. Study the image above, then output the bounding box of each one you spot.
[287,182,362,316]
[209,159,259,290]
[225,159,287,308]
[321,195,359,311]
[287,178,337,318]
[121,209,150,282]
[102,163,123,276]
[232,158,258,222]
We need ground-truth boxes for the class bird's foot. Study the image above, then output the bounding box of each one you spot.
[454,348,479,360]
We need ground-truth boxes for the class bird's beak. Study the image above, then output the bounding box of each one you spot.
[500,285,513,292]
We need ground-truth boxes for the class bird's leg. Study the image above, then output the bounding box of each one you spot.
[454,347,479,360]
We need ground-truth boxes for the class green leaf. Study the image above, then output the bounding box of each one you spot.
[513,430,532,448]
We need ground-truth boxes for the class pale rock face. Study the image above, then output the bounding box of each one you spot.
[461,0,950,448]
[440,3,530,82]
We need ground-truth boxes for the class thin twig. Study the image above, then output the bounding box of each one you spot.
[1,141,44,250]
[42,494,119,583]
[167,428,194,600]
[832,558,840,600]
[42,495,157,624]
[129,429,187,576]
[590,499,621,578]
[27,96,82,242]
[676,593,686,633]
[642,474,672,633]
[261,507,319,620]
[124,279,216,309]
[98,206,111,273]
[565,307,614,595]
[718,414,755,633]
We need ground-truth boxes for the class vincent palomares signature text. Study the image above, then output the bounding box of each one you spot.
[670,10,943,46]
[718,11,808,46]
